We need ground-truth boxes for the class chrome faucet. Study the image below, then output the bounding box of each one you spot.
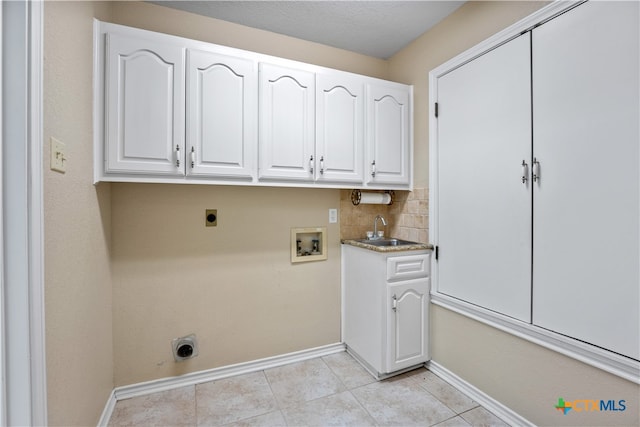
[372,215,387,239]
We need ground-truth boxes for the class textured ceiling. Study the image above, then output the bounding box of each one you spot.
[149,1,465,59]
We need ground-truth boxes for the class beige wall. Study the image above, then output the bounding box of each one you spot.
[389,2,640,426]
[112,184,341,385]
[106,1,387,386]
[43,1,638,425]
[110,1,389,79]
[44,2,114,426]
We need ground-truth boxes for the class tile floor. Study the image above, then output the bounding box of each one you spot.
[108,352,510,427]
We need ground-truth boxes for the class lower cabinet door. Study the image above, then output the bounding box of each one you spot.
[386,278,429,373]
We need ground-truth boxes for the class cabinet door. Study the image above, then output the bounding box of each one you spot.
[258,63,315,181]
[436,33,532,322]
[316,73,364,184]
[532,1,639,360]
[105,33,185,175]
[186,49,257,179]
[386,278,429,373]
[365,83,411,186]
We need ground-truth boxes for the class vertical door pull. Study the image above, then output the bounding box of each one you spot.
[371,160,376,177]
[320,156,325,175]
[190,147,195,168]
[532,158,540,182]
[175,145,181,168]
[309,155,314,174]
[521,160,529,183]
[392,294,397,312]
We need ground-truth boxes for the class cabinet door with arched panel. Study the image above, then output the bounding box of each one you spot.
[258,63,315,182]
[316,73,364,184]
[105,33,185,176]
[187,49,257,180]
[365,82,412,187]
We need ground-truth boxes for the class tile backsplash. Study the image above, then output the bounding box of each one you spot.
[339,188,429,243]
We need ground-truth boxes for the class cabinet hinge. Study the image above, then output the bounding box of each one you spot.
[435,246,439,261]
[435,102,439,118]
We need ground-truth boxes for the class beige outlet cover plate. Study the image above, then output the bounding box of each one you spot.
[205,209,217,227]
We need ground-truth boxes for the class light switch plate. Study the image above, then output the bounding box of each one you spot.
[329,208,338,223]
[50,137,66,173]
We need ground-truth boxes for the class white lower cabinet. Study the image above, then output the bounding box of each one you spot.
[342,244,429,378]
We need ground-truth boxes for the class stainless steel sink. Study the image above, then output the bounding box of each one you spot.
[355,238,418,247]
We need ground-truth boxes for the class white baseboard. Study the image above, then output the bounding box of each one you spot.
[426,360,534,427]
[97,342,345,426]
[96,389,117,427]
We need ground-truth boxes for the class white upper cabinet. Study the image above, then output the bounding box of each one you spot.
[258,63,315,182]
[95,21,413,189]
[365,82,412,187]
[186,49,257,179]
[105,32,185,176]
[315,73,364,184]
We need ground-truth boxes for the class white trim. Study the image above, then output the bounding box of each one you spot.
[428,0,639,384]
[427,360,535,427]
[0,1,6,423]
[96,390,117,427]
[27,2,47,424]
[1,0,47,424]
[98,343,345,424]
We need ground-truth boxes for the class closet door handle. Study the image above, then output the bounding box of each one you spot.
[190,147,195,168]
[309,155,314,174]
[320,156,324,175]
[371,160,376,177]
[521,160,529,184]
[175,145,181,168]
[392,294,397,312]
[532,158,540,182]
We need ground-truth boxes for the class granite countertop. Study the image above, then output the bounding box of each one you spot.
[341,238,433,253]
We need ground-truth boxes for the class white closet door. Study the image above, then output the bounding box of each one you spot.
[532,1,639,360]
[436,33,532,321]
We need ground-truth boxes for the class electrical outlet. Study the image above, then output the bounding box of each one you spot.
[329,208,338,223]
[50,137,66,173]
[205,209,217,227]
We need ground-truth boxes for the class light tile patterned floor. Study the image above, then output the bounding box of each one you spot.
[108,352,510,427]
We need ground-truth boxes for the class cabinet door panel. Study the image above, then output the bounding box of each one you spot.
[259,64,315,181]
[366,84,410,186]
[106,33,184,175]
[386,279,429,373]
[532,1,639,360]
[316,74,364,183]
[187,49,256,179]
[436,34,532,321]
